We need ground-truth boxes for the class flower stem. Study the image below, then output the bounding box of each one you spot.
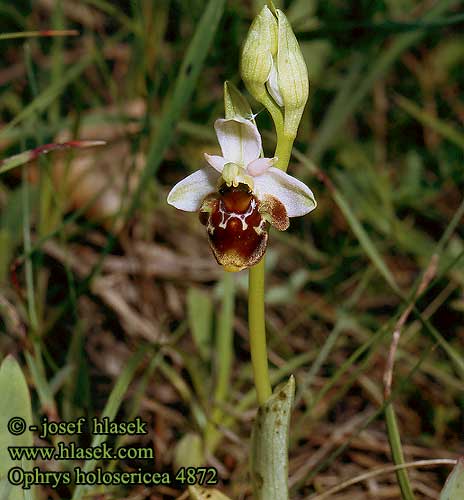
[258,93,284,137]
[275,133,295,172]
[248,258,272,406]
[248,124,295,406]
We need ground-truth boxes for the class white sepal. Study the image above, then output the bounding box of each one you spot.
[253,167,316,217]
[214,118,261,166]
[167,168,219,212]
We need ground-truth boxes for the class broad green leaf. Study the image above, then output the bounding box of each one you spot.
[440,458,464,500]
[188,485,232,500]
[250,376,295,500]
[173,432,204,470]
[0,356,35,500]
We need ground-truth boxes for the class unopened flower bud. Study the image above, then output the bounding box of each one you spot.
[240,6,278,104]
[275,9,309,137]
[241,6,308,138]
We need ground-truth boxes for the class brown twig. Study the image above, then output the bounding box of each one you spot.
[383,254,438,399]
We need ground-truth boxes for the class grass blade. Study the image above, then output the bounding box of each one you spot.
[0,141,105,176]
[71,348,145,500]
[0,55,94,140]
[0,30,78,41]
[126,0,226,219]
[309,0,461,162]
[332,186,400,293]
[385,404,416,500]
[395,94,464,151]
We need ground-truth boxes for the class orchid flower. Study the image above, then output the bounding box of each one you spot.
[167,117,316,272]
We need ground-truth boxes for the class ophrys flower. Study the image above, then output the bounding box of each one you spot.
[167,117,316,271]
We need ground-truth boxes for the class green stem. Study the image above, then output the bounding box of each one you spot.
[248,259,272,406]
[257,91,297,172]
[248,110,295,405]
[258,92,284,137]
[275,133,295,172]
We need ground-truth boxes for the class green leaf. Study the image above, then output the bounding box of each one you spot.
[440,458,464,500]
[0,355,36,500]
[250,376,295,500]
[173,432,204,470]
[188,485,232,500]
[187,287,213,360]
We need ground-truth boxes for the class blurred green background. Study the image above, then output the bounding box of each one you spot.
[0,0,463,498]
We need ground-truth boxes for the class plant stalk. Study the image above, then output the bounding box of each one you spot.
[248,125,295,406]
[248,259,272,406]
[275,133,295,172]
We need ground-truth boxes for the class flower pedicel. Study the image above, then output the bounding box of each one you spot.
[167,116,316,272]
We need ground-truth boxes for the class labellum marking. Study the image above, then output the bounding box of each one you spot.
[200,184,269,272]
[218,197,256,231]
